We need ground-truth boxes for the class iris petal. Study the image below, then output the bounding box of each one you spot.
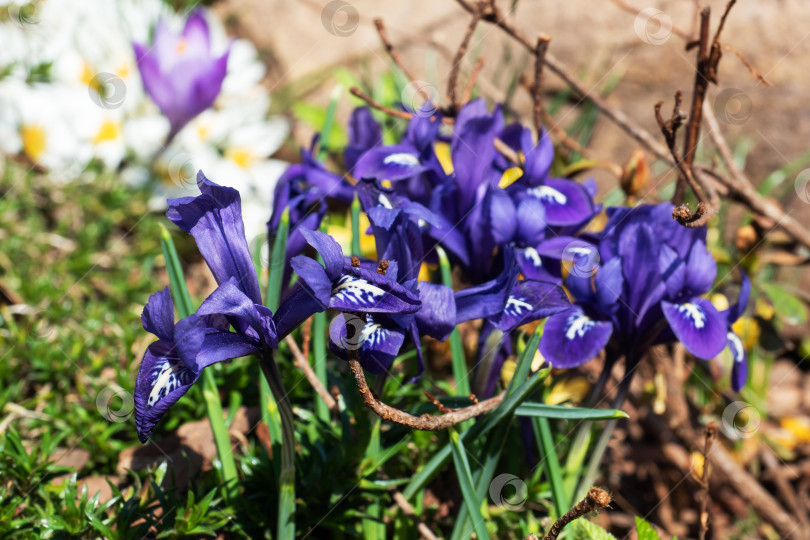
[539,309,613,368]
[661,298,728,359]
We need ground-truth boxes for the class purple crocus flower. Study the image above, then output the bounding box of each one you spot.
[538,202,750,391]
[134,10,229,139]
[135,172,278,442]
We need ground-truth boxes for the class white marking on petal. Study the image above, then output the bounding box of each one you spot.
[331,275,386,307]
[382,153,420,167]
[504,296,533,318]
[147,361,192,409]
[677,302,706,329]
[567,246,592,257]
[523,247,542,267]
[565,312,595,340]
[528,185,567,205]
[378,193,393,209]
[728,331,744,363]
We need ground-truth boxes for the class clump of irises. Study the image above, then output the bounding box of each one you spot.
[134,93,750,537]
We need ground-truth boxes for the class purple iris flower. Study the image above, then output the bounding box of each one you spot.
[135,172,278,442]
[134,10,230,140]
[538,202,750,390]
[344,107,383,172]
[272,228,422,342]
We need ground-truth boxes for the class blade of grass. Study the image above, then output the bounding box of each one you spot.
[437,246,469,396]
[403,369,545,500]
[311,219,330,423]
[450,430,490,540]
[159,224,238,499]
[535,417,567,518]
[318,84,343,160]
[515,403,627,420]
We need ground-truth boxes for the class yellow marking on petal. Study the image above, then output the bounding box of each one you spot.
[732,317,760,350]
[434,142,453,175]
[358,213,377,258]
[380,180,393,189]
[500,358,517,389]
[711,293,730,312]
[546,376,590,405]
[176,38,188,54]
[93,119,121,144]
[498,167,524,189]
[530,349,546,372]
[21,125,46,161]
[418,262,432,282]
[225,147,254,169]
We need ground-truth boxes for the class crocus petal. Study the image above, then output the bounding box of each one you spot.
[527,178,594,226]
[493,279,570,333]
[134,342,201,443]
[182,9,211,51]
[539,309,613,368]
[353,145,426,181]
[415,282,456,341]
[661,298,728,359]
[727,331,747,391]
[141,288,175,342]
[298,227,344,280]
[167,172,262,304]
[330,266,421,314]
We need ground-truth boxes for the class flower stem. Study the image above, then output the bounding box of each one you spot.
[259,350,297,540]
[437,246,469,396]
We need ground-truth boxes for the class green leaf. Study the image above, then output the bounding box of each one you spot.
[535,417,567,518]
[573,519,617,540]
[450,431,490,540]
[760,282,808,325]
[635,516,664,540]
[515,403,628,420]
[292,101,348,153]
[265,207,290,311]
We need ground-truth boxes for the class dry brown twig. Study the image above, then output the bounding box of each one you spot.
[347,353,503,431]
[349,86,453,124]
[447,2,484,113]
[461,56,485,103]
[540,487,612,540]
[284,336,338,412]
[391,491,441,540]
[698,422,717,540]
[373,18,429,100]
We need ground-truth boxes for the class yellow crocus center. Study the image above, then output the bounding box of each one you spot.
[93,120,120,144]
[225,147,254,169]
[21,125,46,161]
